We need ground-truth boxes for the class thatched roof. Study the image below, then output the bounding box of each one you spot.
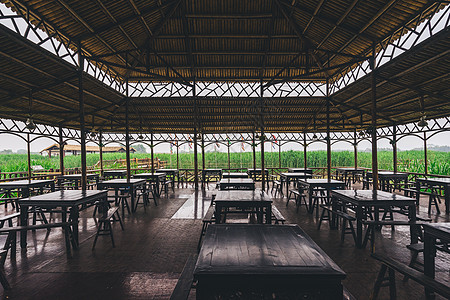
[0,0,448,133]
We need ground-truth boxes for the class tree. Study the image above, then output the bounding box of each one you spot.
[133,144,147,153]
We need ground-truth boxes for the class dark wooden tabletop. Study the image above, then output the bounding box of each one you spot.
[214,190,271,203]
[59,174,98,179]
[281,172,312,178]
[299,179,345,184]
[195,224,346,277]
[336,167,365,172]
[103,170,127,174]
[222,172,248,177]
[423,223,450,240]
[219,178,254,184]
[18,190,107,206]
[332,189,416,205]
[288,168,313,173]
[0,179,54,188]
[156,169,179,173]
[133,173,165,178]
[99,178,145,185]
[367,171,408,176]
[417,177,450,184]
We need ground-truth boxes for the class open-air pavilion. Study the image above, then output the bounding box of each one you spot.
[0,0,449,299]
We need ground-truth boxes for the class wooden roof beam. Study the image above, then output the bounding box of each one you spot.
[302,0,326,36]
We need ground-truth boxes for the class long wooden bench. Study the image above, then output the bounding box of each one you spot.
[197,205,215,251]
[169,254,198,300]
[0,213,20,228]
[362,220,426,252]
[318,205,357,244]
[0,222,75,258]
[371,252,450,300]
[92,207,124,250]
[271,205,285,224]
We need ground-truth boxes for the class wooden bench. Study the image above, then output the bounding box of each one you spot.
[318,205,357,244]
[271,180,282,196]
[0,222,75,258]
[371,252,450,300]
[286,189,307,212]
[197,205,215,251]
[271,205,285,224]
[362,220,426,252]
[0,213,20,228]
[0,250,10,290]
[169,254,198,300]
[92,207,124,250]
[403,188,441,214]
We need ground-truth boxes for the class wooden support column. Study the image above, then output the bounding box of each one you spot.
[424,132,428,175]
[370,48,379,190]
[278,142,281,168]
[125,98,131,181]
[78,43,87,190]
[194,129,199,190]
[227,142,231,170]
[59,125,65,175]
[326,95,331,181]
[99,131,104,177]
[151,133,154,174]
[393,125,397,173]
[27,133,32,180]
[260,80,265,191]
[176,143,179,170]
[201,134,206,172]
[252,132,256,170]
[303,132,307,168]
[353,129,358,169]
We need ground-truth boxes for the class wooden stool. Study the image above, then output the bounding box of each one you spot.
[92,207,124,250]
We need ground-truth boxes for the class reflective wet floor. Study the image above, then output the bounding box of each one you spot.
[0,182,449,299]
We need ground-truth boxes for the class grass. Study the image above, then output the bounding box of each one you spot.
[0,150,449,176]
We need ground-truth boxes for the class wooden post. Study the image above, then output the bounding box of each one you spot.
[125,98,131,181]
[151,133,154,174]
[99,131,103,177]
[78,43,87,190]
[194,130,199,190]
[326,94,331,181]
[227,142,231,170]
[424,131,428,175]
[303,132,307,168]
[393,125,397,173]
[353,129,358,169]
[370,47,378,190]
[59,125,65,175]
[252,132,256,170]
[201,134,205,171]
[260,80,265,191]
[27,133,32,180]
[278,142,281,168]
[176,142,179,170]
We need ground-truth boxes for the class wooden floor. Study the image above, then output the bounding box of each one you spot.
[0,182,449,300]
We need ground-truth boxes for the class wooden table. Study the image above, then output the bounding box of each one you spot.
[0,179,55,197]
[98,179,146,212]
[213,190,272,224]
[247,169,270,190]
[103,170,127,179]
[133,172,166,196]
[194,224,346,299]
[417,178,450,214]
[202,169,222,184]
[280,172,313,195]
[423,223,450,297]
[367,171,409,192]
[219,178,255,190]
[57,174,99,189]
[18,190,107,248]
[156,169,180,186]
[331,189,418,248]
[222,172,249,179]
[335,167,365,187]
[297,179,346,213]
[288,168,313,174]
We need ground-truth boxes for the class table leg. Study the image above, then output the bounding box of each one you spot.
[69,206,79,248]
[445,184,450,214]
[424,233,436,299]
[408,204,418,244]
[415,181,420,206]
[355,206,363,248]
[19,205,29,249]
[215,205,223,224]
[308,186,314,214]
[266,205,271,224]
[130,185,135,212]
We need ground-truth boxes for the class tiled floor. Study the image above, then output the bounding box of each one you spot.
[0,182,448,299]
